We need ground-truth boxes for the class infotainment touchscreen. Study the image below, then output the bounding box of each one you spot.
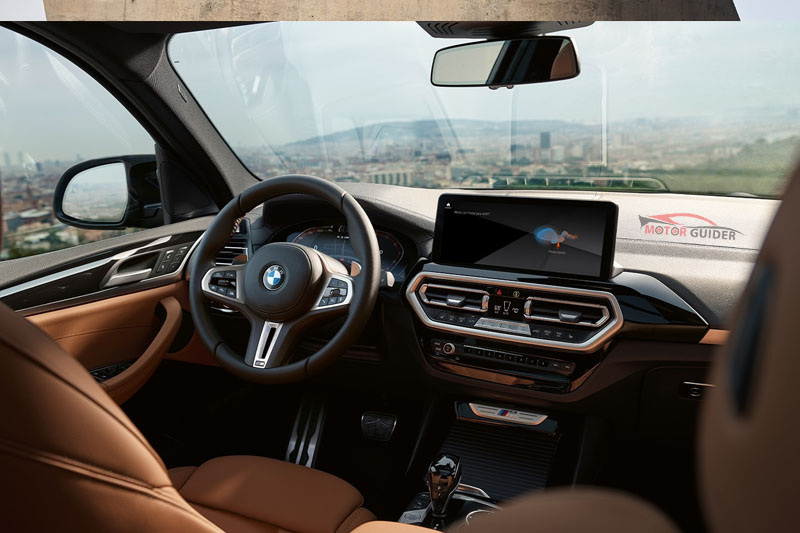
[433,195,618,280]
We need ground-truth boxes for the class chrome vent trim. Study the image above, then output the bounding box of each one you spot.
[523,296,610,328]
[418,283,490,313]
[405,271,623,353]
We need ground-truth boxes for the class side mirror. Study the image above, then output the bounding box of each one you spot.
[54,155,163,230]
[431,37,579,88]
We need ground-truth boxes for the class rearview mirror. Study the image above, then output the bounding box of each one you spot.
[54,155,164,230]
[431,37,579,88]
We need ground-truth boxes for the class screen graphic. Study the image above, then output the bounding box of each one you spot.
[434,195,617,279]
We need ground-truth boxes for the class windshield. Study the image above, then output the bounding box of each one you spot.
[169,22,800,198]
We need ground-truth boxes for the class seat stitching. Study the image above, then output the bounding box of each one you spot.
[0,443,219,527]
[0,335,164,465]
[0,436,161,491]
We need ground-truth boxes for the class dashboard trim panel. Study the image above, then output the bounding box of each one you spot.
[406,271,624,353]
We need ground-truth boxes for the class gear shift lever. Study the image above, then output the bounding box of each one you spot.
[426,454,462,527]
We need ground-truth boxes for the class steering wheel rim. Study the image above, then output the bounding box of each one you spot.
[189,175,381,384]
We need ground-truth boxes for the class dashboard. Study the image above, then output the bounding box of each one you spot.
[0,182,772,451]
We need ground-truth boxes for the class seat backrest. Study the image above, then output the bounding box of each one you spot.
[0,193,220,531]
[699,164,800,531]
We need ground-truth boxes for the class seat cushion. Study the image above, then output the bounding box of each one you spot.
[169,456,375,533]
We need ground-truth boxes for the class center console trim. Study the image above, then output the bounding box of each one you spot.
[406,271,623,353]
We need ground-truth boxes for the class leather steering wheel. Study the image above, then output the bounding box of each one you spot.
[189,175,381,384]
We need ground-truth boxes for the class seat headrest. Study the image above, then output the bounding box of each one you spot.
[699,163,800,531]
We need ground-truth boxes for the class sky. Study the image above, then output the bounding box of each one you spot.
[736,0,800,20]
[0,0,45,20]
[170,21,800,148]
[2,20,800,161]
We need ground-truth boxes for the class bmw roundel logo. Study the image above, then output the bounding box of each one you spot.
[263,265,285,290]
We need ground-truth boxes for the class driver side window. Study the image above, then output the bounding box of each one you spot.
[0,27,154,260]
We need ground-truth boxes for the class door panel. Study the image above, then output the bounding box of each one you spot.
[0,230,205,314]
[27,280,218,402]
[28,283,179,367]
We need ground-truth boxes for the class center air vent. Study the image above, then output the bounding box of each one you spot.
[524,296,610,328]
[419,283,489,313]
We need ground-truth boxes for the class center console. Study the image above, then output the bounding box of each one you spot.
[406,194,624,394]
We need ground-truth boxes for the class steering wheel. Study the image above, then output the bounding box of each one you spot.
[189,175,381,384]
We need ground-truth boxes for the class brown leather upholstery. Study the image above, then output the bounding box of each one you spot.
[28,280,220,370]
[352,522,431,533]
[449,488,679,533]
[168,456,375,533]
[99,295,182,404]
[698,163,800,531]
[0,297,373,531]
[0,300,221,531]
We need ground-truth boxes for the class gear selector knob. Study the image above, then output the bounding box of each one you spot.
[427,453,462,519]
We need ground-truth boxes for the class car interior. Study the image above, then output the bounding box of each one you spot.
[0,20,798,532]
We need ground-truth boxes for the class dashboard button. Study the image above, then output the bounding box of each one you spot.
[515,355,525,364]
[442,343,456,355]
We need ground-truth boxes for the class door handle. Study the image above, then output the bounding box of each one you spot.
[101,296,182,404]
[101,251,158,288]
[105,268,152,287]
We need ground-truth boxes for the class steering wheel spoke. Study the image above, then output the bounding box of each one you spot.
[244,318,295,369]
[200,264,247,312]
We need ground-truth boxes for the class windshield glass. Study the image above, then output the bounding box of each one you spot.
[169,22,800,198]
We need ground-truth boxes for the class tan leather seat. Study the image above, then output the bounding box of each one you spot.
[0,275,373,531]
[168,456,374,532]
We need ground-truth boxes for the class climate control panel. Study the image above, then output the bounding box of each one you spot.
[406,272,623,353]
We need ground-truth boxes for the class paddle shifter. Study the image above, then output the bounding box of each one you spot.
[426,454,462,528]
